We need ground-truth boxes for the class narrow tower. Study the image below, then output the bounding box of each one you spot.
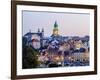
[53,21,59,36]
[38,28,40,33]
[41,28,44,37]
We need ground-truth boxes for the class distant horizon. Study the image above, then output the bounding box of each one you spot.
[23,30,89,38]
[22,11,90,37]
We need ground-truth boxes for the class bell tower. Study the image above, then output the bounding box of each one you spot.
[53,21,59,36]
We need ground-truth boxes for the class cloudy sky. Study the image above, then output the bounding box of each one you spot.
[22,10,90,37]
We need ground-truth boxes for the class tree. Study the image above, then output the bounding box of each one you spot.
[22,45,39,69]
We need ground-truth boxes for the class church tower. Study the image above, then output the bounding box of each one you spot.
[53,21,59,36]
[41,28,44,37]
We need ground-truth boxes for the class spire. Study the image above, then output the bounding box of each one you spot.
[41,28,44,38]
[54,21,58,28]
[53,21,59,36]
[38,28,40,33]
[42,28,44,32]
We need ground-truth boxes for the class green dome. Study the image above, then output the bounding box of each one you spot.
[54,21,58,28]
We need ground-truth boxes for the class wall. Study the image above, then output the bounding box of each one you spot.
[0,0,99,80]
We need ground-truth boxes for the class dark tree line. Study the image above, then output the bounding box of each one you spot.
[22,37,39,69]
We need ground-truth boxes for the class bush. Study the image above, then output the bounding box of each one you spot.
[22,46,39,69]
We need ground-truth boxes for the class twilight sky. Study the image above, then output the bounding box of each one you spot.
[22,11,90,37]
